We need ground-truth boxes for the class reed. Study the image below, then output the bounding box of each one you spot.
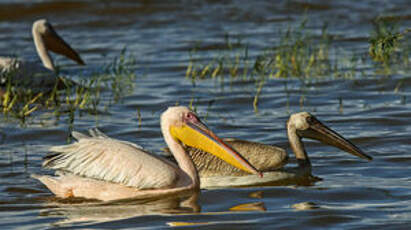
[185,19,338,81]
[369,18,411,73]
[187,17,411,82]
[0,49,137,126]
[185,17,411,111]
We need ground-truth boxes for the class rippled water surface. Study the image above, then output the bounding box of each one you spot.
[1,0,411,229]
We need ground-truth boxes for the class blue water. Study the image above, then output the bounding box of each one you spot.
[0,0,411,229]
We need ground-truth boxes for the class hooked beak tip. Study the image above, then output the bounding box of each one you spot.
[348,146,372,161]
[365,155,373,161]
[305,121,373,162]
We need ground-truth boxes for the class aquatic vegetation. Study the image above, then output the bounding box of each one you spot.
[1,81,43,123]
[253,80,264,113]
[369,18,411,72]
[185,20,345,113]
[185,18,411,111]
[187,17,410,82]
[186,37,267,113]
[0,49,137,126]
[260,20,334,78]
[369,19,400,63]
[186,35,250,85]
[185,20,338,81]
[101,48,137,104]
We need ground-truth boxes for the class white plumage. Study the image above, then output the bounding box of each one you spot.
[44,129,179,189]
[0,58,54,86]
[33,106,260,201]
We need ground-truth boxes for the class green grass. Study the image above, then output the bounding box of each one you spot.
[185,20,342,82]
[186,17,410,82]
[369,18,411,73]
[184,17,411,112]
[259,20,334,78]
[0,49,137,126]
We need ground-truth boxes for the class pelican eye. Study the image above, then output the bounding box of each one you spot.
[306,115,320,126]
[184,112,199,123]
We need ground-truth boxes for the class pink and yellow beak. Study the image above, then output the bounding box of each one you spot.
[170,117,262,177]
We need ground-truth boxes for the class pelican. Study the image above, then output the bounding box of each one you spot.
[0,19,85,88]
[172,112,372,188]
[32,106,261,201]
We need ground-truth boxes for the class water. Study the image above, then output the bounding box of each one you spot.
[1,0,411,229]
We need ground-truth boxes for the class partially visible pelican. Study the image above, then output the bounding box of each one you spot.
[32,106,261,201]
[176,112,372,188]
[0,19,85,88]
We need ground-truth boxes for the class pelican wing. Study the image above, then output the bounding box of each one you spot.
[43,129,179,190]
[0,57,56,87]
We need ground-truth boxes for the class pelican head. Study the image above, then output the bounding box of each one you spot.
[161,106,262,176]
[32,19,85,71]
[288,112,372,161]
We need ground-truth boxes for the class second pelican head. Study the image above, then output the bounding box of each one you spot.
[32,19,85,71]
[288,112,372,161]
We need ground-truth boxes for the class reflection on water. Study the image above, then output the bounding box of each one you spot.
[292,201,320,211]
[229,201,266,212]
[39,193,200,226]
[0,0,411,229]
[36,192,269,228]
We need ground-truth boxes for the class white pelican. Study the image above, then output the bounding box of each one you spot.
[32,106,261,201]
[0,19,85,88]
[171,112,372,188]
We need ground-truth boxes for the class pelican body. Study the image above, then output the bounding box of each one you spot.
[175,112,372,188]
[0,19,85,88]
[32,106,261,201]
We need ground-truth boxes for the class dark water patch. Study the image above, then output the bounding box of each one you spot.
[4,187,44,194]
[303,214,360,228]
[0,1,89,21]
